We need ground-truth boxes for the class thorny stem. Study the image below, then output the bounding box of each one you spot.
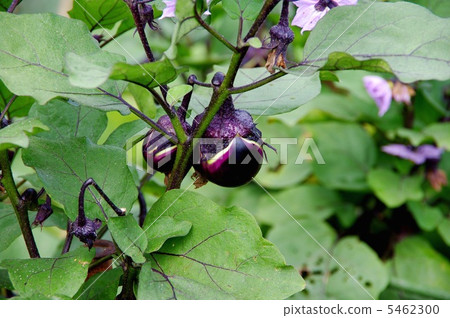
[0,95,16,122]
[193,1,238,53]
[0,150,40,258]
[7,0,22,13]
[125,0,155,62]
[167,0,281,189]
[78,178,126,226]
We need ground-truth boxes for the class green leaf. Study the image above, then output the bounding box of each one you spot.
[306,122,377,191]
[127,83,156,119]
[0,118,48,151]
[1,247,94,298]
[0,13,128,113]
[104,119,148,148]
[0,0,9,11]
[139,190,304,300]
[145,216,192,253]
[319,71,339,82]
[66,52,181,90]
[68,0,134,35]
[110,59,182,88]
[29,99,107,143]
[0,81,34,118]
[22,137,137,220]
[321,52,393,73]
[256,185,342,226]
[390,0,450,18]
[368,169,424,208]
[438,219,450,246]
[222,0,263,20]
[255,119,312,189]
[327,237,388,300]
[299,2,450,82]
[390,236,450,299]
[167,84,192,106]
[423,123,450,149]
[108,215,147,263]
[407,201,443,231]
[267,219,337,299]
[73,267,122,300]
[191,67,321,116]
[0,203,21,253]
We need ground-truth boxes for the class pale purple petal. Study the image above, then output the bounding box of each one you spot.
[336,0,358,5]
[416,145,444,160]
[363,76,392,117]
[292,2,328,34]
[159,0,176,19]
[292,0,358,34]
[382,144,426,164]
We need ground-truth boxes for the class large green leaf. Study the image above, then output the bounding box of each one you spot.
[0,13,128,113]
[29,99,107,143]
[368,169,424,208]
[0,0,9,11]
[73,267,122,300]
[267,219,337,299]
[326,237,388,300]
[0,118,48,151]
[256,185,342,226]
[407,201,443,231]
[390,236,450,299]
[391,0,450,18]
[22,137,137,220]
[0,203,21,253]
[296,2,450,82]
[66,52,180,89]
[1,247,94,298]
[306,122,377,191]
[68,0,134,35]
[108,215,147,263]
[423,123,450,149]
[191,67,321,116]
[145,216,192,253]
[139,190,304,299]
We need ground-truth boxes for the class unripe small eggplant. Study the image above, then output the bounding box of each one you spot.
[142,115,191,174]
[193,95,267,187]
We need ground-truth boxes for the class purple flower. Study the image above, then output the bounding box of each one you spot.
[363,76,392,117]
[159,0,212,19]
[382,144,444,165]
[292,0,358,34]
[159,0,176,19]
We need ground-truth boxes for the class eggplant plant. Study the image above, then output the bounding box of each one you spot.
[0,0,449,300]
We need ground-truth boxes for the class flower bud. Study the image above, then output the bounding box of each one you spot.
[71,217,102,249]
[32,196,53,227]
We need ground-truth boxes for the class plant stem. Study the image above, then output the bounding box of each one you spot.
[194,2,238,53]
[125,0,155,62]
[0,150,40,258]
[229,71,286,94]
[78,178,126,226]
[97,88,178,144]
[0,95,16,122]
[61,220,73,254]
[7,0,22,13]
[118,256,137,300]
[137,189,147,227]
